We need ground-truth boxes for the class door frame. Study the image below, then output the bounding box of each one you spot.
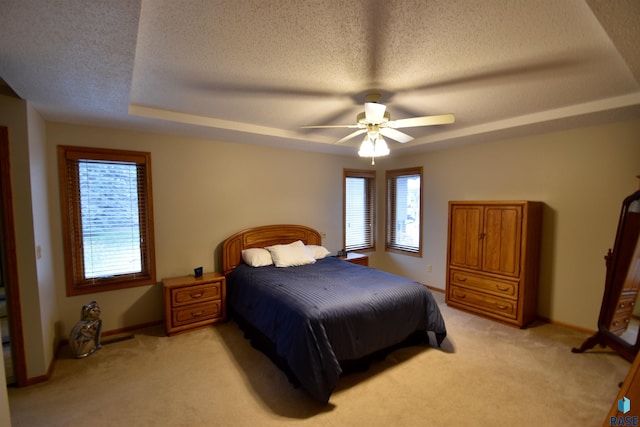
[0,126,27,386]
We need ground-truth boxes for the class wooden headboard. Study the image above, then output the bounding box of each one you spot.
[221,224,322,276]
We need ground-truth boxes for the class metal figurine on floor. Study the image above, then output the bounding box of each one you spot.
[69,301,103,358]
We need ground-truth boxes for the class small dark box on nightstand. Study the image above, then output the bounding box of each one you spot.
[194,267,203,278]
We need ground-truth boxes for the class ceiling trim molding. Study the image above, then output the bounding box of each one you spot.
[128,103,335,145]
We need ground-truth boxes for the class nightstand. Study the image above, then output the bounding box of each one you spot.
[338,252,369,267]
[163,272,226,336]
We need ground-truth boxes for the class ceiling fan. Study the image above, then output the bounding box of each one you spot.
[301,93,456,159]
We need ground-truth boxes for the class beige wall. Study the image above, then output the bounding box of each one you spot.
[0,95,57,380]
[46,123,367,336]
[47,119,640,335]
[27,102,58,374]
[3,100,640,384]
[374,119,640,330]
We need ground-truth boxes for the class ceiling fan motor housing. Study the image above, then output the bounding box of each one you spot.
[357,110,390,125]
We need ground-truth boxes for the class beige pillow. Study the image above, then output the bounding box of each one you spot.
[241,248,273,267]
[265,240,316,267]
[306,244,331,259]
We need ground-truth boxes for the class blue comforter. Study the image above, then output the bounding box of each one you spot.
[227,256,447,402]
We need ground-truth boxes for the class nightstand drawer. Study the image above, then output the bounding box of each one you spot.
[172,301,222,327]
[171,282,221,307]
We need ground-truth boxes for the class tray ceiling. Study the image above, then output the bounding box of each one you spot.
[1,0,639,155]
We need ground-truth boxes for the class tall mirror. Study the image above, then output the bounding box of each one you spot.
[572,179,640,362]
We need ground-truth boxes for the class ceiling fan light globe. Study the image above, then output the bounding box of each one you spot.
[358,139,375,157]
[374,137,390,156]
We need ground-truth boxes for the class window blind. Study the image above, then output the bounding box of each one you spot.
[344,170,375,251]
[76,159,144,279]
[386,168,422,254]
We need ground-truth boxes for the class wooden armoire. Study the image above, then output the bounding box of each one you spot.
[446,201,543,328]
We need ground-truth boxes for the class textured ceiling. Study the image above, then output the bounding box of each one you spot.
[1,0,639,156]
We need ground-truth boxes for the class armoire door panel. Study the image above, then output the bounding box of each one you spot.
[450,205,483,270]
[483,205,522,277]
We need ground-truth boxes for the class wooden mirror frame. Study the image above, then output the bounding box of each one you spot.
[572,185,640,362]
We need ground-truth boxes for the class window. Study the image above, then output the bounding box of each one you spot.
[386,167,422,256]
[58,146,156,296]
[344,169,376,251]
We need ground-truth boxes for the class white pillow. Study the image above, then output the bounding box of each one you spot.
[306,244,331,259]
[241,248,273,267]
[265,240,316,267]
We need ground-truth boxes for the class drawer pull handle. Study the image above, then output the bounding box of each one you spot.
[191,311,205,318]
[495,303,509,310]
[190,292,204,298]
[619,303,626,308]
[453,291,466,299]
[496,285,510,292]
[457,276,467,282]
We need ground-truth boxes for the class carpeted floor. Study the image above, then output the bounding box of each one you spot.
[7,292,632,427]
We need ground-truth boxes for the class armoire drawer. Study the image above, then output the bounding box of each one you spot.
[614,293,637,313]
[448,285,517,320]
[449,269,519,300]
[610,311,633,336]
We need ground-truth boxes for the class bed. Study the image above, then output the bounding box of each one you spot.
[222,224,447,402]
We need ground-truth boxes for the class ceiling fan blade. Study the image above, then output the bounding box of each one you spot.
[388,113,455,128]
[364,102,387,122]
[335,129,366,144]
[380,128,414,143]
[301,124,361,129]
